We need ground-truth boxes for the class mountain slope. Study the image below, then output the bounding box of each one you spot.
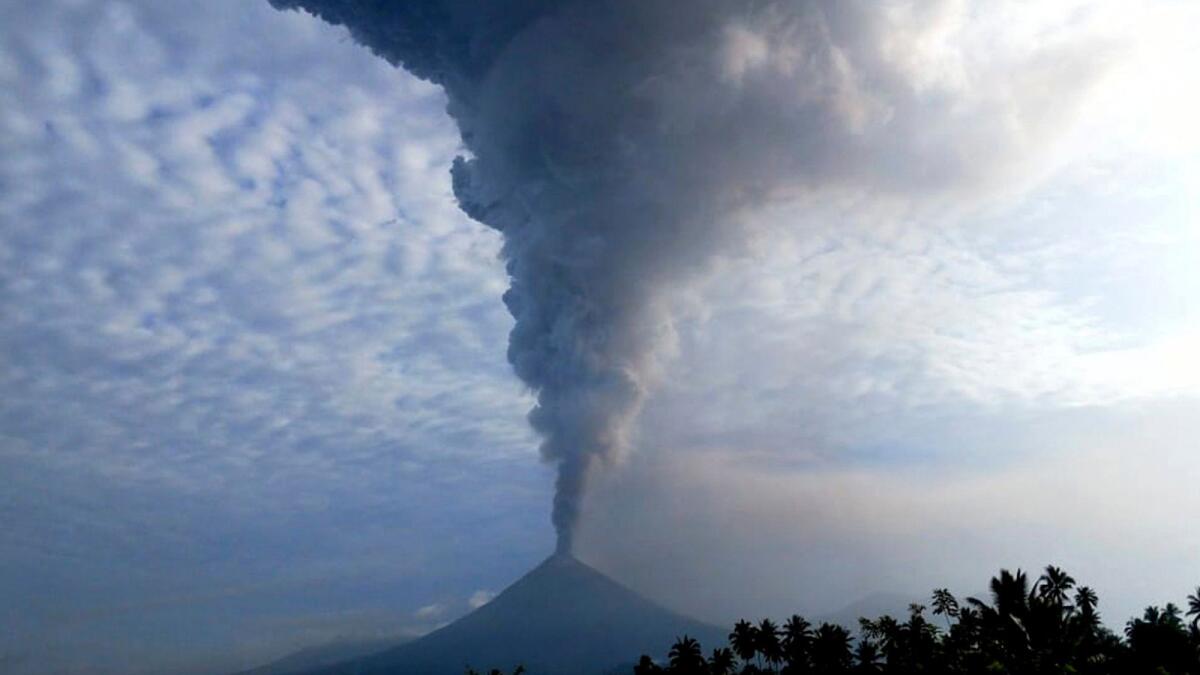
[234,636,410,675]
[817,591,922,629]
[300,553,726,675]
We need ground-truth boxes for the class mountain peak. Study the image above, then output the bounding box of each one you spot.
[297,553,725,674]
[543,549,581,564]
[533,550,588,572]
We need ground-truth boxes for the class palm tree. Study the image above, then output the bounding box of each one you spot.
[944,604,983,672]
[809,623,852,674]
[902,603,939,669]
[1187,586,1200,631]
[872,615,902,660]
[1125,604,1193,673]
[931,588,959,631]
[730,620,758,668]
[851,638,882,673]
[618,566,1200,675]
[1037,565,1076,609]
[1069,584,1102,661]
[781,614,813,670]
[859,615,903,669]
[990,569,1032,640]
[990,568,1031,619]
[669,635,706,674]
[857,617,880,642]
[707,648,735,675]
[1074,586,1098,615]
[966,570,1036,670]
[1073,586,1100,635]
[953,604,981,645]
[1163,602,1185,627]
[634,655,663,675]
[756,619,783,672]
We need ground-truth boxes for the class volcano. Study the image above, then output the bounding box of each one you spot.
[293,553,726,675]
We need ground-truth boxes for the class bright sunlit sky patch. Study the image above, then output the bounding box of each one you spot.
[1,2,1197,674]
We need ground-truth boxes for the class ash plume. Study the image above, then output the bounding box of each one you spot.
[269,0,1111,553]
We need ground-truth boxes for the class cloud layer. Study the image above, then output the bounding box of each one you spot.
[1,2,545,673]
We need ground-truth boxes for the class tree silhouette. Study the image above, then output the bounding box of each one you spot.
[851,638,881,674]
[618,564,1198,675]
[931,588,959,631]
[1188,586,1200,631]
[729,619,758,669]
[756,619,783,672]
[781,614,813,672]
[810,623,852,674]
[1075,586,1098,618]
[708,647,735,675]
[668,636,706,675]
[1036,565,1076,608]
[1067,584,1104,667]
[988,568,1031,620]
[634,655,664,675]
[1124,604,1193,674]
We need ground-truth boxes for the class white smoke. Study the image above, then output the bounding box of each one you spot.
[269,0,1116,552]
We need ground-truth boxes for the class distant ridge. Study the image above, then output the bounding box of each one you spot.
[817,591,922,630]
[234,636,410,675]
[292,553,726,675]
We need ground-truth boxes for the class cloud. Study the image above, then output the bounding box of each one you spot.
[468,589,496,610]
[0,2,544,673]
[414,603,445,620]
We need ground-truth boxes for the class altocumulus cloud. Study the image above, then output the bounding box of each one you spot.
[1,2,545,674]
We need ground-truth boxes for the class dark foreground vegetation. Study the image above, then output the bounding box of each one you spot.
[464,565,1197,675]
[630,567,1200,675]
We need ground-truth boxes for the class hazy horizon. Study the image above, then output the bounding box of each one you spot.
[2,2,1198,674]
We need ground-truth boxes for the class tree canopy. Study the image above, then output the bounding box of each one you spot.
[630,565,1200,675]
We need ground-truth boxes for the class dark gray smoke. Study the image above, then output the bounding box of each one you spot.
[269,0,1110,552]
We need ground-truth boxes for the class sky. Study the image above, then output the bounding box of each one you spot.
[1,1,1198,674]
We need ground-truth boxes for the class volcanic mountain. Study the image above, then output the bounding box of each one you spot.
[292,553,726,675]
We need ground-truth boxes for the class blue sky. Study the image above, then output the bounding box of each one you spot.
[2,2,1199,674]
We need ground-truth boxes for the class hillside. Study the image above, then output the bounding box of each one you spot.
[294,553,726,675]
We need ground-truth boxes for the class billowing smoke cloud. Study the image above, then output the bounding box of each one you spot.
[269,0,1111,552]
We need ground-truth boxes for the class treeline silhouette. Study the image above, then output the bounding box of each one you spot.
[632,566,1200,675]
